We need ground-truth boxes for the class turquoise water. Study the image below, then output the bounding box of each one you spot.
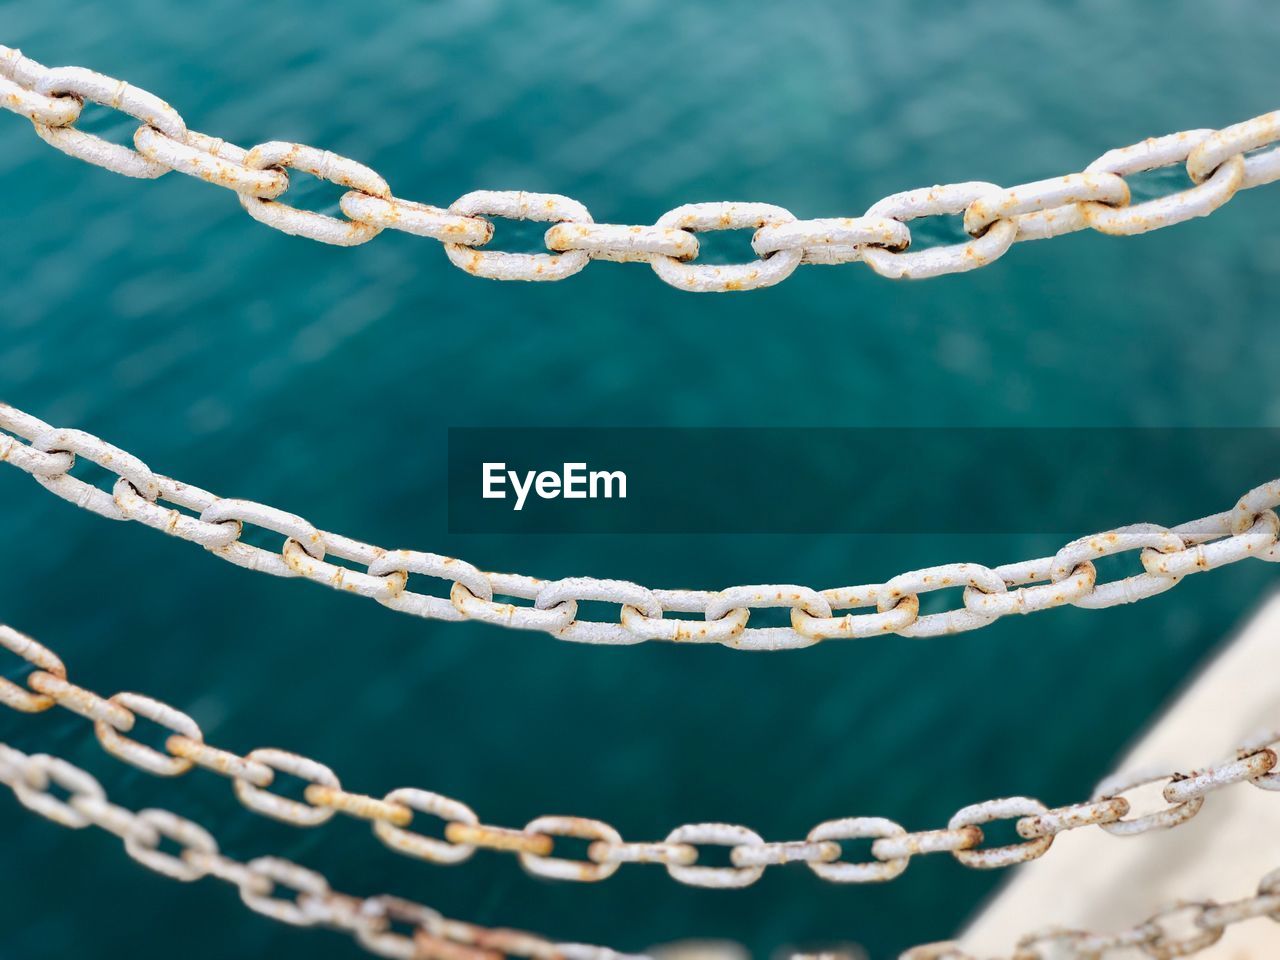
[2,3,1280,958]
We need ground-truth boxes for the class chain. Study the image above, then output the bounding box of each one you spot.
[3,402,1279,652]
[3,45,1279,292]
[6,620,1280,889]
[906,867,1280,960]
[0,742,644,960]
[4,740,1279,960]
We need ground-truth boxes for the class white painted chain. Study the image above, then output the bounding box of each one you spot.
[0,742,644,960]
[3,402,1278,652]
[5,621,1279,889]
[4,739,1280,960]
[3,45,1280,291]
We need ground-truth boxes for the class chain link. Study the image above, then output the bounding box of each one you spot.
[2,45,1278,291]
[3,402,1277,653]
[5,740,1279,960]
[5,620,1279,889]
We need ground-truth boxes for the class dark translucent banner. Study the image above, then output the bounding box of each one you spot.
[447,428,1278,534]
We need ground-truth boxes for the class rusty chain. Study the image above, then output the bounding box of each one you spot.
[3,45,1280,292]
[3,402,1279,652]
[6,620,1280,889]
[0,742,644,960]
[5,739,1280,960]
[905,866,1280,960]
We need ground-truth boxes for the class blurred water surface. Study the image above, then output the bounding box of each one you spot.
[2,2,1280,958]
